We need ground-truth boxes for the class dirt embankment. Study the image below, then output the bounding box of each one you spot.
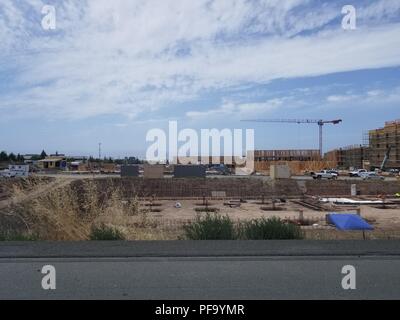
[0,178,164,240]
[0,176,54,202]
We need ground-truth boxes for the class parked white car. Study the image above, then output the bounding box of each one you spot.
[0,169,16,178]
[389,169,400,176]
[360,172,385,180]
[312,170,338,180]
[0,165,29,178]
[349,169,367,177]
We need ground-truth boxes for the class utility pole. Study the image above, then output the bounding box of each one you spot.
[98,142,102,160]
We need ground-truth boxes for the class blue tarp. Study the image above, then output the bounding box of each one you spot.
[327,213,374,231]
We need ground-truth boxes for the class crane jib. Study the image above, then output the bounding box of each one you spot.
[240,119,343,157]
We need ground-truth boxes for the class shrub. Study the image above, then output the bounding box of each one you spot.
[89,224,125,240]
[184,215,304,240]
[0,231,39,241]
[240,217,303,240]
[184,213,236,240]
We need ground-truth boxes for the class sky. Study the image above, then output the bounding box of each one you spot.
[0,0,399,158]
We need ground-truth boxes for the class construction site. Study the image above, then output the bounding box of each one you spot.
[325,120,400,171]
[324,145,369,169]
[368,120,400,170]
[1,119,400,241]
[0,171,400,241]
[253,149,334,174]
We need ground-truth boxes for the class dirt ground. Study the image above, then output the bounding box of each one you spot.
[138,199,400,240]
[1,176,400,240]
[142,199,324,221]
[140,199,398,223]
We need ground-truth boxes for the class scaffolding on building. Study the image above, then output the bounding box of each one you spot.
[324,144,369,169]
[368,120,400,169]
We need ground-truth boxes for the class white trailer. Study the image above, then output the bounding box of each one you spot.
[0,165,30,178]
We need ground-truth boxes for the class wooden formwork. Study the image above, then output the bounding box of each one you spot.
[254,160,337,175]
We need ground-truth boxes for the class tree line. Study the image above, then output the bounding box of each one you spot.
[0,150,143,164]
[0,150,47,162]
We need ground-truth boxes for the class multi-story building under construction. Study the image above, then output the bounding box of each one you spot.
[324,145,369,169]
[368,119,400,170]
[253,149,332,174]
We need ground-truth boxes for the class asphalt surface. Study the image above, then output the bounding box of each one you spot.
[1,241,399,300]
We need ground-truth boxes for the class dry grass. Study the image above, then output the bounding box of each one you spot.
[1,178,180,240]
[10,180,89,240]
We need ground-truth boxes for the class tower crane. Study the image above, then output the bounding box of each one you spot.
[241,119,343,158]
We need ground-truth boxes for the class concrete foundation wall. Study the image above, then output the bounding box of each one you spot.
[120,165,139,177]
[74,178,400,199]
[91,178,301,198]
[143,165,164,179]
[270,165,291,179]
[304,180,400,196]
[174,165,206,178]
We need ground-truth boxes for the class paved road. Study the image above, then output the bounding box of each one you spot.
[1,241,399,299]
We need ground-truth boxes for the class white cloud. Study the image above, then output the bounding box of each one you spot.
[114,123,128,128]
[368,86,400,104]
[358,0,400,22]
[326,94,358,102]
[367,90,383,97]
[1,0,400,120]
[326,86,400,105]
[186,98,286,119]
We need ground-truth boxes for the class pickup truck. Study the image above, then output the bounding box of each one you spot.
[312,170,338,180]
[349,169,367,177]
